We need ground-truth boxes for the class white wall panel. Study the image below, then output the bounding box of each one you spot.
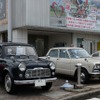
[13,29,28,43]
[26,0,49,27]
[12,0,49,28]
[12,0,26,28]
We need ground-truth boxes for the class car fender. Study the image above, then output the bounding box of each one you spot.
[2,67,14,83]
[74,66,89,78]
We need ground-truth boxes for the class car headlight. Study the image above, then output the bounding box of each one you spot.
[18,63,26,71]
[50,62,55,70]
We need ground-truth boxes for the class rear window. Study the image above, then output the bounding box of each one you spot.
[48,49,58,57]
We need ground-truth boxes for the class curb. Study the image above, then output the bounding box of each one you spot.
[61,89,100,100]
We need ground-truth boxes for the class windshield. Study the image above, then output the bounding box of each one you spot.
[68,49,90,58]
[4,45,37,58]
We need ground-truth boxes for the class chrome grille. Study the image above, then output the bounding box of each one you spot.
[25,68,51,78]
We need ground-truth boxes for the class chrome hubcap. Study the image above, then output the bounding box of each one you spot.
[5,74,11,92]
[81,72,85,83]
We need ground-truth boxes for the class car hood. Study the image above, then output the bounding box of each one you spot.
[19,57,49,64]
[82,57,100,64]
[8,57,50,68]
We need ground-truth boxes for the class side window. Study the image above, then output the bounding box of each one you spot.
[68,49,77,58]
[59,49,69,58]
[48,49,58,58]
[92,52,99,57]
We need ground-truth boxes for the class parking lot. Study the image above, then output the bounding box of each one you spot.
[0,75,74,100]
[0,74,100,100]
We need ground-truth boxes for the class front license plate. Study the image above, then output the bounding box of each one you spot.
[35,79,46,87]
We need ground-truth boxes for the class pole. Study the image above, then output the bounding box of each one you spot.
[8,0,12,42]
[75,63,83,89]
[77,63,81,85]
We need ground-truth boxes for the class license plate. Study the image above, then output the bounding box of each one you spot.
[35,79,46,87]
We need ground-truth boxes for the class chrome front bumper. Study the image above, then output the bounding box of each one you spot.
[14,77,57,85]
[90,72,100,78]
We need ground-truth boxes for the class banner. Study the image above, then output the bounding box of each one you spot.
[50,0,66,27]
[50,0,100,31]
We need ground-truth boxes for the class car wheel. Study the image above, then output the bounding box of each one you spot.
[41,82,52,91]
[80,69,89,83]
[4,73,15,94]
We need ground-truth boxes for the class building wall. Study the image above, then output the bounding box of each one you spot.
[12,0,49,28]
[0,0,99,54]
[73,33,100,54]
[12,0,26,28]
[26,0,49,27]
[12,29,28,43]
[0,0,100,32]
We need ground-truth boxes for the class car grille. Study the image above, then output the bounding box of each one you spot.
[25,68,51,78]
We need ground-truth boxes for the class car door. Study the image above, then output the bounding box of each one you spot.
[68,49,80,76]
[56,49,71,75]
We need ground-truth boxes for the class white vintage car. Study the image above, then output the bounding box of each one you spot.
[42,47,100,83]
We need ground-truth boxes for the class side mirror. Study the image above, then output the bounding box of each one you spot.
[47,56,50,59]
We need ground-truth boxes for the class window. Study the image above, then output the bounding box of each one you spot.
[68,49,78,58]
[59,49,69,58]
[68,49,90,58]
[4,46,37,56]
[48,49,58,57]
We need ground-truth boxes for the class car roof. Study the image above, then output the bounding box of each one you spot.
[49,47,83,50]
[0,42,32,46]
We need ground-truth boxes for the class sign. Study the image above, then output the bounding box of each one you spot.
[50,0,66,27]
[0,0,6,20]
[16,47,26,55]
[50,0,100,31]
[65,0,96,29]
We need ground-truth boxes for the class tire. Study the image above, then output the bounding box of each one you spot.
[41,82,52,91]
[80,69,89,84]
[4,73,15,94]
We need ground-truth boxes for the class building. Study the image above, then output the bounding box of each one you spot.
[0,0,100,56]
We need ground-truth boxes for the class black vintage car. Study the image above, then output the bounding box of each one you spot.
[0,42,56,93]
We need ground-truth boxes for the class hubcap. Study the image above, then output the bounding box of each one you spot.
[5,74,12,92]
[81,72,85,83]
